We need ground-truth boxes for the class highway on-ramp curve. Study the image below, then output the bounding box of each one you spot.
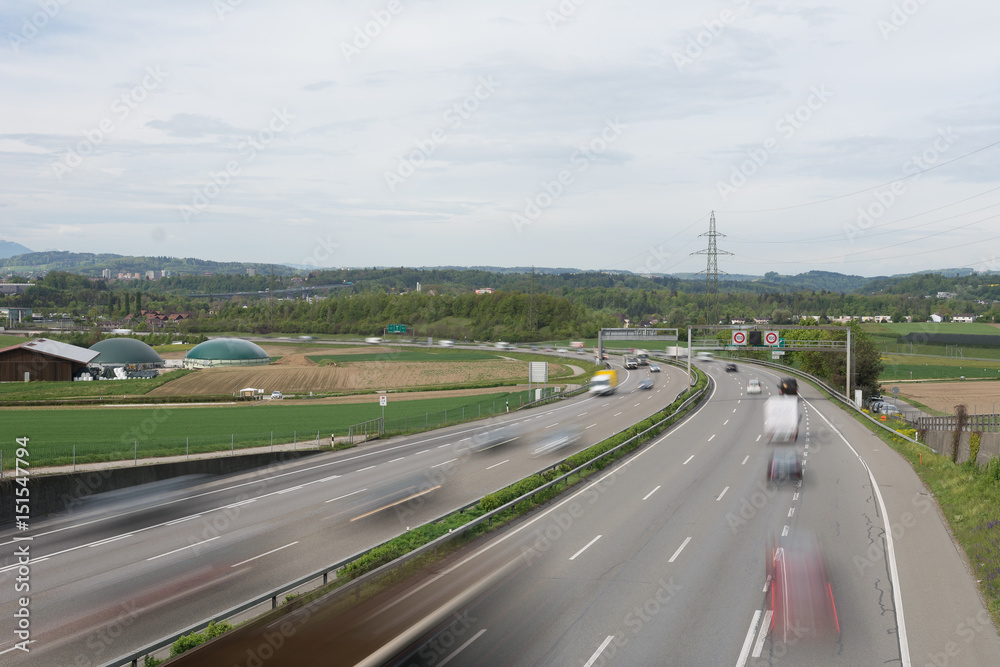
[175,361,1000,666]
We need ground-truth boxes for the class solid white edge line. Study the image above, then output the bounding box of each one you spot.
[0,641,34,655]
[752,610,772,657]
[325,488,367,503]
[583,635,616,667]
[668,536,692,563]
[88,534,133,547]
[485,459,509,470]
[569,534,603,561]
[716,486,729,501]
[147,536,220,561]
[165,515,199,525]
[231,541,299,568]
[683,455,694,465]
[803,396,911,667]
[438,628,487,666]
[736,610,762,667]
[642,485,661,501]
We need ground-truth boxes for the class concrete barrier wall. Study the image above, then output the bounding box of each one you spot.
[922,431,1000,466]
[0,450,324,524]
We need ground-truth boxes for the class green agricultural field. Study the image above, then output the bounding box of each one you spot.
[865,322,1000,336]
[2,390,539,469]
[0,334,28,348]
[880,354,1000,381]
[0,370,193,402]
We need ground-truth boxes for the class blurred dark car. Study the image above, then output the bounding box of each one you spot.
[767,446,803,482]
[638,378,654,390]
[725,363,738,372]
[779,377,798,395]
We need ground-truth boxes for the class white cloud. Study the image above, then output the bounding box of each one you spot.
[0,0,998,276]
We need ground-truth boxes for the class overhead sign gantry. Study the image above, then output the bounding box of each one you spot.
[688,325,852,398]
[596,328,679,365]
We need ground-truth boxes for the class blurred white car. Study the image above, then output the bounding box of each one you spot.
[365,337,382,344]
[747,379,761,394]
[649,364,661,373]
[271,391,283,399]
[439,339,454,347]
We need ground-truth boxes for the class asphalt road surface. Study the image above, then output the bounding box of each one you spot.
[0,358,684,666]
[170,360,1000,666]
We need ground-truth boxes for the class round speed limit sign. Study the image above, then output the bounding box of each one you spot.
[764,332,779,346]
[732,331,747,345]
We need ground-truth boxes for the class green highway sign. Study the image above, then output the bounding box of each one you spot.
[388,324,407,333]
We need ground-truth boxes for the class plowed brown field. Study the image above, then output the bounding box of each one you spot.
[148,359,564,396]
[896,380,1000,414]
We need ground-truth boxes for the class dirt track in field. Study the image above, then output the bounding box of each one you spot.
[896,380,1000,414]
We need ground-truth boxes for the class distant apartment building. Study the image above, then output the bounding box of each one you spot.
[953,314,976,323]
[102,268,112,279]
[937,291,957,299]
[475,287,494,294]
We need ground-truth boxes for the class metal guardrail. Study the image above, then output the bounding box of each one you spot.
[104,371,710,667]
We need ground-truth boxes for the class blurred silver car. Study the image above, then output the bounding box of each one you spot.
[532,425,582,457]
[470,421,524,452]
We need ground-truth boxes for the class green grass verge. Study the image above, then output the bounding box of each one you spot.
[847,408,1000,626]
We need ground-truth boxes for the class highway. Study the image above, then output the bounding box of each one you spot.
[0,357,686,666]
[167,360,1000,666]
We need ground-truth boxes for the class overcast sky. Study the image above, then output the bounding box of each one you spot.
[1,1,998,277]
